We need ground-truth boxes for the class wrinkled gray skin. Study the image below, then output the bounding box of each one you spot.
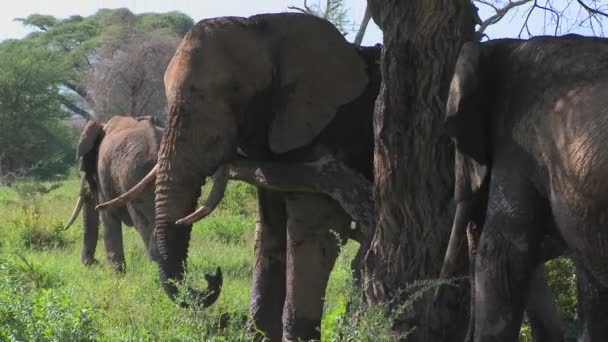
[440,152,565,342]
[71,115,162,272]
[446,35,608,342]
[152,13,379,341]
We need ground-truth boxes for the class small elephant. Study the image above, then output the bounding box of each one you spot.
[445,35,608,341]
[64,115,163,272]
[98,13,381,341]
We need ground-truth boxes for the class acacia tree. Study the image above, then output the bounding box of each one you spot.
[17,9,193,121]
[82,31,180,124]
[362,0,608,340]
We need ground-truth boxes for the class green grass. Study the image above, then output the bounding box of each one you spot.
[0,176,392,341]
[0,176,578,341]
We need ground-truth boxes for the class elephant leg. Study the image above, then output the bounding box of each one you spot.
[135,223,160,263]
[249,189,287,341]
[282,193,350,342]
[474,175,548,342]
[146,229,160,262]
[100,212,126,273]
[526,264,564,342]
[576,261,608,342]
[128,205,159,263]
[81,194,99,265]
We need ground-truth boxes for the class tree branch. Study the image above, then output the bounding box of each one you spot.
[354,5,372,46]
[227,156,375,237]
[476,0,534,40]
[62,82,87,99]
[288,0,314,14]
[577,0,608,18]
[59,95,92,120]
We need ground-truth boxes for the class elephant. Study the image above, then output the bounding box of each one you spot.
[64,115,163,272]
[96,13,381,341]
[444,35,608,341]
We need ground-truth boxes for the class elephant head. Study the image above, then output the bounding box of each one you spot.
[152,13,370,307]
[63,120,104,265]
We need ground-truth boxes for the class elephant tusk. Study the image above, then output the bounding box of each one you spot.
[62,195,84,230]
[96,164,158,210]
[439,204,470,279]
[61,176,87,230]
[434,203,472,301]
[175,166,228,225]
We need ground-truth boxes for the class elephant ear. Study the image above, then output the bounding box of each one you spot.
[266,14,368,154]
[445,42,481,130]
[444,42,489,163]
[77,120,104,159]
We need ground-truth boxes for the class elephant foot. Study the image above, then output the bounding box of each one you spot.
[110,260,126,274]
[81,255,99,266]
[282,312,321,342]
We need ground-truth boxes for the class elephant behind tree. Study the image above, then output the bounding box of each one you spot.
[64,115,163,272]
[445,35,608,341]
[98,13,381,341]
[439,151,566,342]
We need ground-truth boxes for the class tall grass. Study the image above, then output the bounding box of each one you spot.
[0,176,577,341]
[0,176,396,341]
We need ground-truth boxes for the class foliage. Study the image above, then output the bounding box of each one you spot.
[0,257,99,341]
[0,9,195,181]
[0,39,76,182]
[545,257,578,341]
[289,0,354,35]
[16,8,195,121]
[136,11,195,36]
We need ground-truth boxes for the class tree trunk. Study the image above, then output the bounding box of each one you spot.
[362,0,475,340]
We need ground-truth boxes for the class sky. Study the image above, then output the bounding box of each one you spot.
[0,1,600,44]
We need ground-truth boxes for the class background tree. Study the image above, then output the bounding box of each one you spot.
[288,0,374,45]
[0,9,194,180]
[82,31,180,124]
[362,0,608,341]
[474,0,608,39]
[16,8,194,121]
[0,40,75,183]
[289,0,354,35]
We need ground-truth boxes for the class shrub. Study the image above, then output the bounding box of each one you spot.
[13,207,69,251]
[0,257,99,341]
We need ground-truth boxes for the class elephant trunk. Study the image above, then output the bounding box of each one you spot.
[154,162,223,308]
[153,102,235,308]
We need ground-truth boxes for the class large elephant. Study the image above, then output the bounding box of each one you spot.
[445,35,608,341]
[97,13,381,341]
[64,115,162,272]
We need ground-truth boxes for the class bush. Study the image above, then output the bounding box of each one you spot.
[546,256,578,341]
[7,184,71,250]
[0,257,99,341]
[11,206,69,251]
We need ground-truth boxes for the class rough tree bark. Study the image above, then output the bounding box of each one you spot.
[361,1,475,340]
